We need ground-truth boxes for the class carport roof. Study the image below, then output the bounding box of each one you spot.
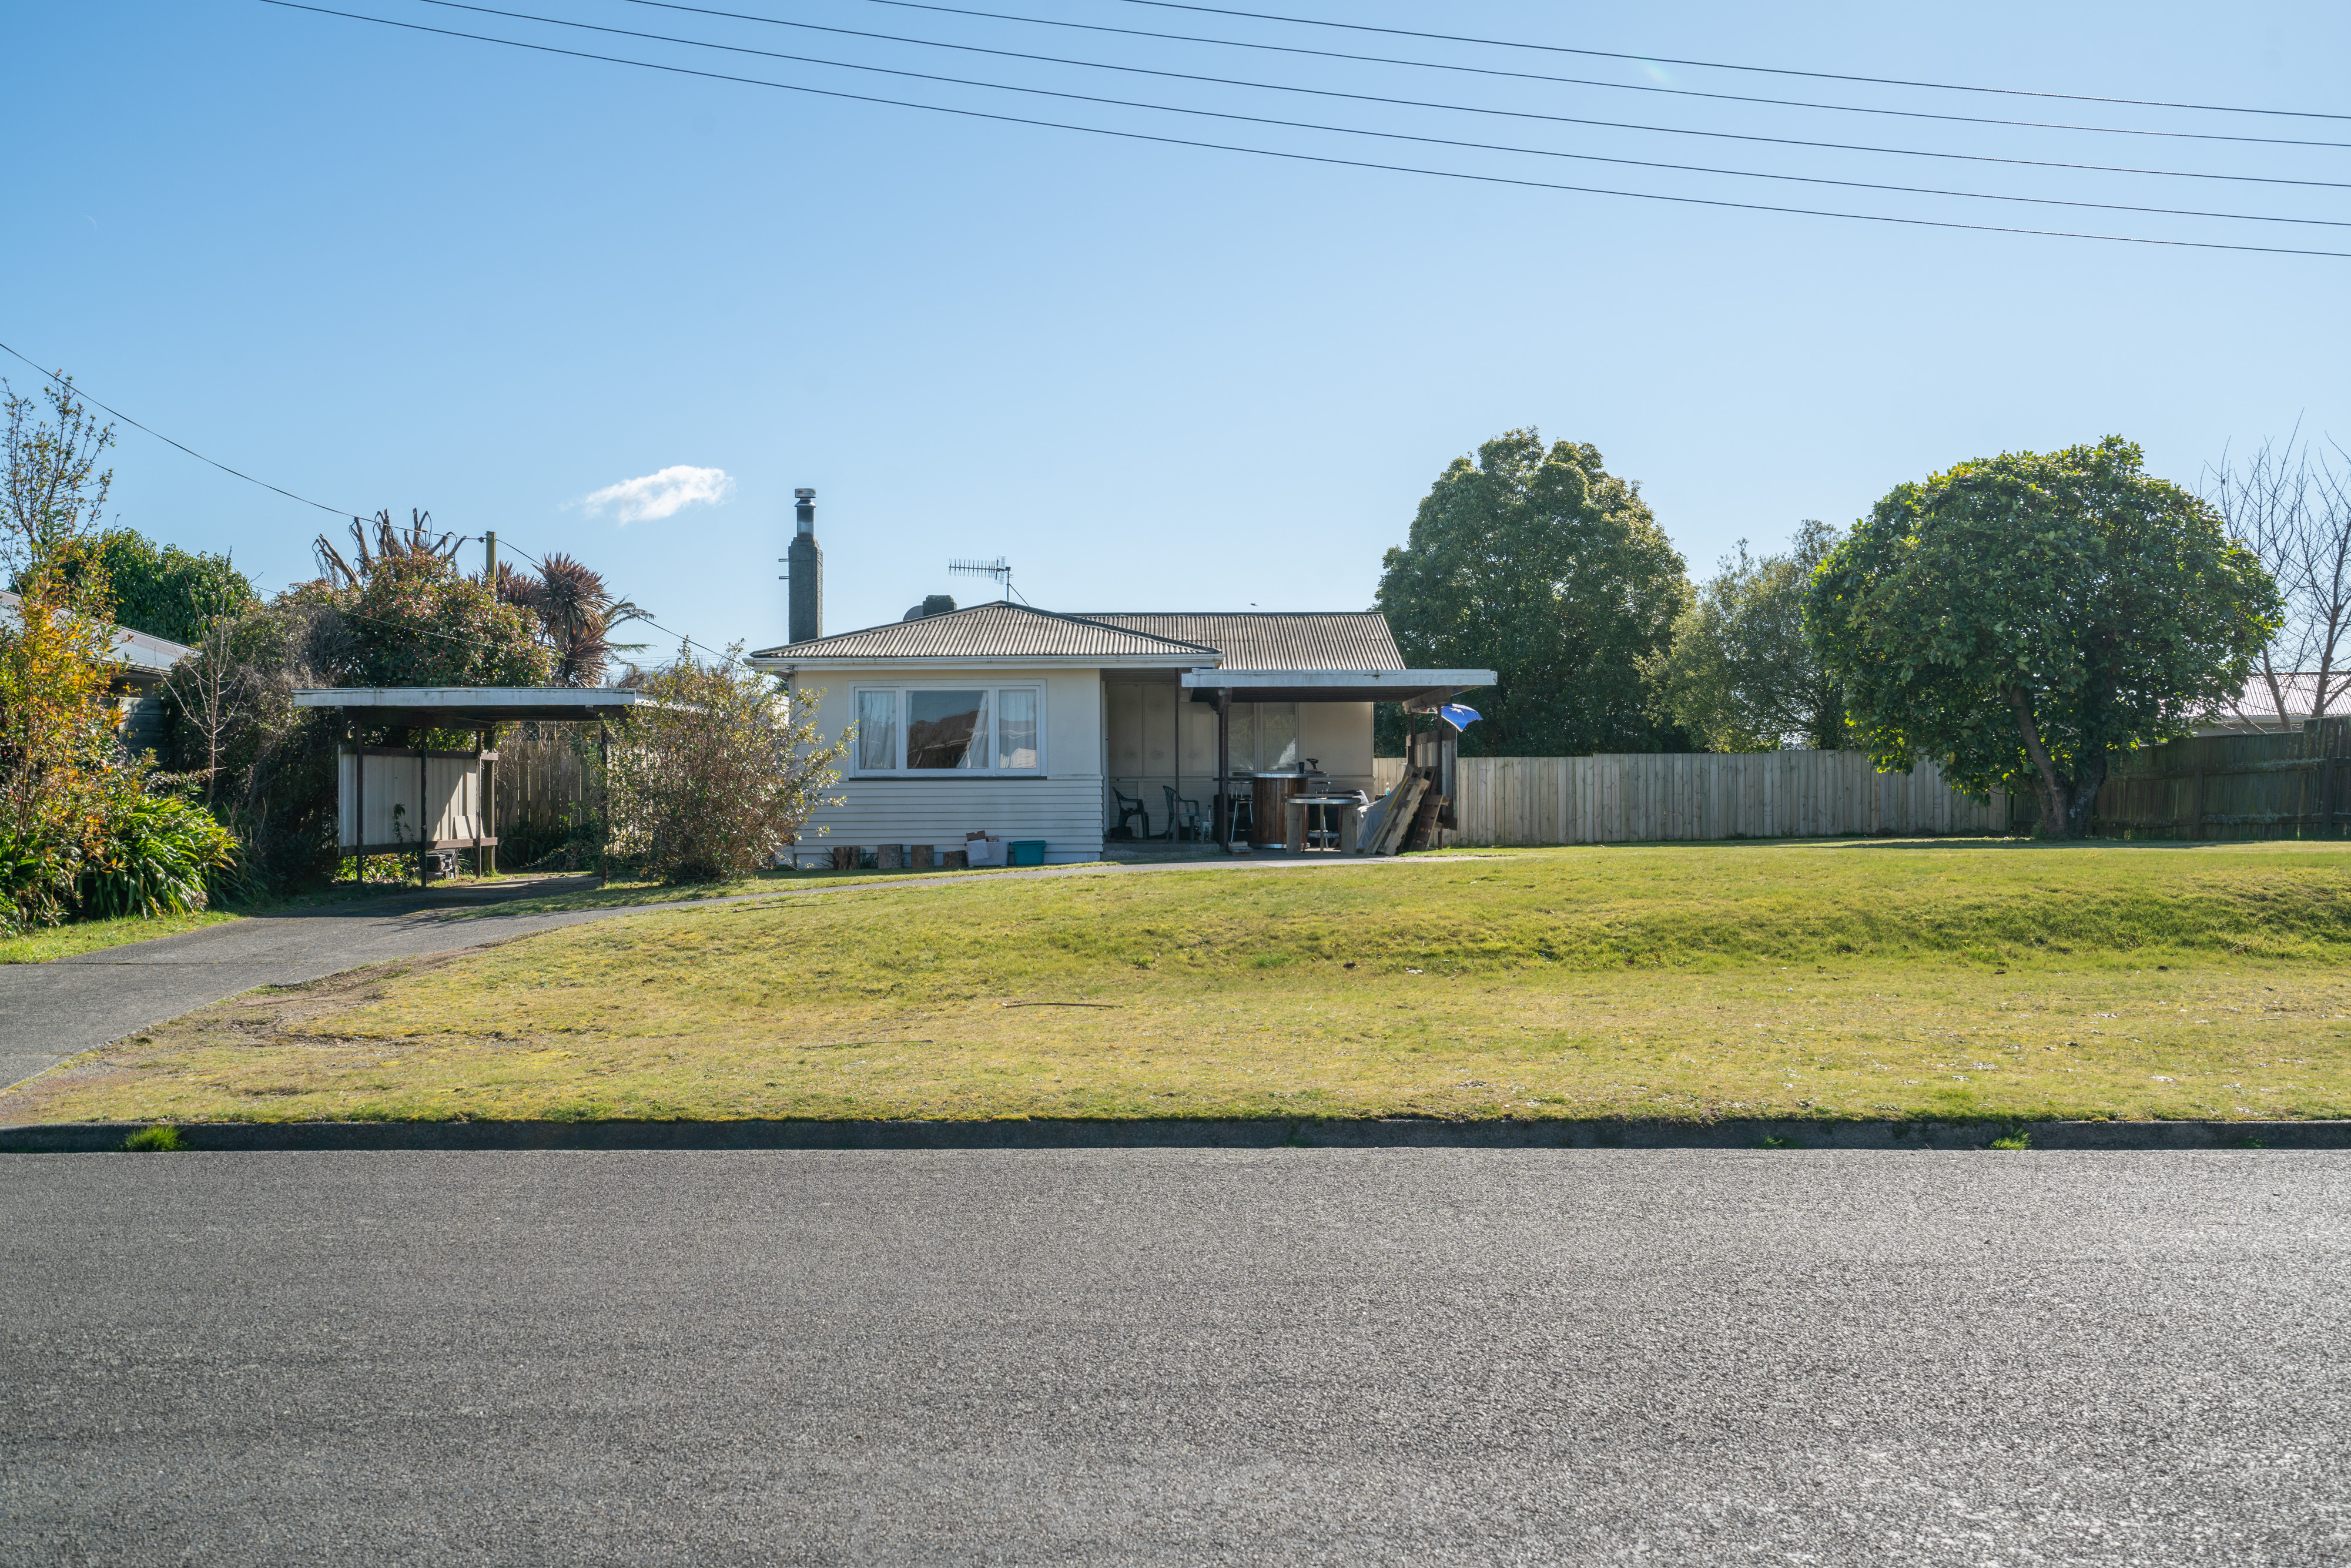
[293,687,655,725]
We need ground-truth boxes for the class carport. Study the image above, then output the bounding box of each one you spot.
[293,686,654,884]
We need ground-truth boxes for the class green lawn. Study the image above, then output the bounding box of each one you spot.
[0,908,240,964]
[8,837,2349,1127]
[447,859,1106,919]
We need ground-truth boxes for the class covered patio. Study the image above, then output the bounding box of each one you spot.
[1103,666,1492,853]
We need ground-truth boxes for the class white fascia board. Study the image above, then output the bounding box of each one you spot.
[1178,668,1496,689]
[749,655,1213,674]
[293,688,650,708]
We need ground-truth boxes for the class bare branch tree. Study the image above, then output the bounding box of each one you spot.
[2208,436,2351,731]
[164,619,245,810]
[1,376,115,577]
[313,509,460,588]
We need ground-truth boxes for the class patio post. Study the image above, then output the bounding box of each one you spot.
[1216,688,1231,849]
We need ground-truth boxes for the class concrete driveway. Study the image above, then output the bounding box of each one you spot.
[3,1147,2343,1564]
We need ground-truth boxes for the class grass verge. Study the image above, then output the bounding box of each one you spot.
[7,839,2348,1127]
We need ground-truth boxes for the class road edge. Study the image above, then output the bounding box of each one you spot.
[2,1115,2342,1153]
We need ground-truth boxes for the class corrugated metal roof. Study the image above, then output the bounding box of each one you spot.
[1074,612,1404,671]
[0,589,190,680]
[750,601,1218,662]
[2207,671,2351,723]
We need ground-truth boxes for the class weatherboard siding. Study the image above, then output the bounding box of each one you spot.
[791,665,1107,865]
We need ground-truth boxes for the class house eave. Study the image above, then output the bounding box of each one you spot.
[749,654,1216,674]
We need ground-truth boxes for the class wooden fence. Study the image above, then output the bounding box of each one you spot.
[2093,718,2351,840]
[492,722,601,866]
[1375,751,2010,845]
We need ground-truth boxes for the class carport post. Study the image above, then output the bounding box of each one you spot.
[417,745,430,887]
[598,718,611,888]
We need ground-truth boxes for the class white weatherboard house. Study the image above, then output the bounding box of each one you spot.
[747,602,1489,865]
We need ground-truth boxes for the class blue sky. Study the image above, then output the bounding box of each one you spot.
[8,0,2347,653]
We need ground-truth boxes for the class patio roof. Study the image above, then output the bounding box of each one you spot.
[293,687,655,726]
[1180,668,1495,705]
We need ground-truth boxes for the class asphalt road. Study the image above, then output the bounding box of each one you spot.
[4,1150,2344,1566]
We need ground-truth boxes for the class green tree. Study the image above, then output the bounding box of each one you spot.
[1375,430,1692,756]
[166,512,552,893]
[83,530,260,645]
[1807,437,2279,839]
[0,376,233,929]
[1646,520,1850,752]
[310,512,548,689]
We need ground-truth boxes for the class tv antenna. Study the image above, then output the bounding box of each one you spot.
[949,556,1020,602]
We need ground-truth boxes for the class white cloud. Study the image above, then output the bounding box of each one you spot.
[576,465,736,524]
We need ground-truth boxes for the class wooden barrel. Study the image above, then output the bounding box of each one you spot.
[1251,774,1302,846]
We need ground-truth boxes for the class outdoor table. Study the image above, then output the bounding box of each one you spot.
[1287,795,1365,854]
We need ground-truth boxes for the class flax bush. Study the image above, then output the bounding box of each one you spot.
[605,646,845,883]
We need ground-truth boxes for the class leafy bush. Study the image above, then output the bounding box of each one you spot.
[0,814,76,931]
[78,791,239,920]
[605,646,845,883]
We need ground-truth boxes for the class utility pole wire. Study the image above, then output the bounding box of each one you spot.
[0,339,359,518]
[1118,0,2351,122]
[257,4,2351,260]
[426,0,2351,193]
[413,0,2351,229]
[670,0,2351,149]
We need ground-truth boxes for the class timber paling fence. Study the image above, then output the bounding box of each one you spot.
[2092,718,2351,841]
[1377,751,2011,846]
[493,722,601,866]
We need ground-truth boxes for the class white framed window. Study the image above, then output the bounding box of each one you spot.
[852,685,1046,775]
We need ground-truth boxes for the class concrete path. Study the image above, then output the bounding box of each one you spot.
[4,1148,2343,1564]
[0,855,1445,1091]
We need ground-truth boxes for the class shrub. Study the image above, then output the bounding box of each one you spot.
[605,646,845,883]
[122,1125,184,1151]
[78,790,239,919]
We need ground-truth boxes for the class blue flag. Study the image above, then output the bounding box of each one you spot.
[1436,703,1482,732]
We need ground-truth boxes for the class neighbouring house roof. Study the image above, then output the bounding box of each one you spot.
[748,602,1220,665]
[0,589,192,688]
[2200,671,2351,733]
[1074,612,1406,672]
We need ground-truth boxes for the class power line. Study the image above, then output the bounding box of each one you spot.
[1118,0,2351,123]
[0,339,360,518]
[0,339,714,665]
[414,1,2351,230]
[413,0,2351,195]
[253,3,2351,260]
[437,0,2351,229]
[693,0,2351,150]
